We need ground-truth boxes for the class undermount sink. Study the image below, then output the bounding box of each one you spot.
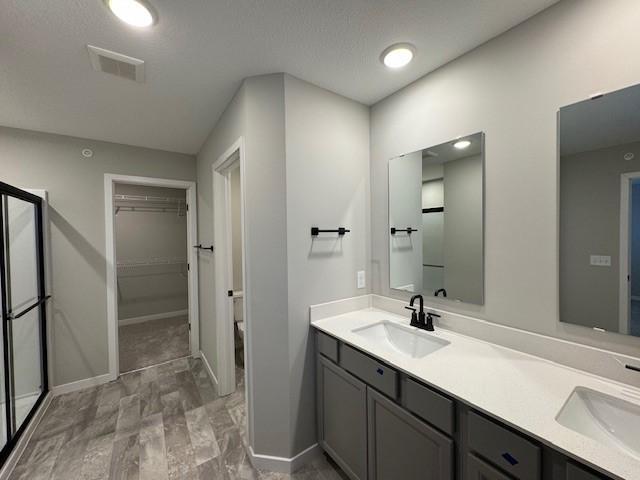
[352,320,449,359]
[556,387,640,459]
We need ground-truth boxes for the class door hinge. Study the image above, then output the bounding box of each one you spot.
[188,323,191,331]
[228,290,233,297]
[187,263,190,271]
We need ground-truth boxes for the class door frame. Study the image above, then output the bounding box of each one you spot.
[618,171,640,335]
[104,174,199,379]
[211,137,253,440]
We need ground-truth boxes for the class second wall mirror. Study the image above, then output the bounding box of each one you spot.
[388,132,485,304]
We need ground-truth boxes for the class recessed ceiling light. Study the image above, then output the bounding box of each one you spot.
[106,0,156,27]
[381,43,415,69]
[453,139,471,150]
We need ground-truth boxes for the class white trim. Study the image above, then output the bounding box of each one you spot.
[104,174,199,380]
[211,137,254,449]
[118,309,188,326]
[199,350,219,387]
[0,393,53,480]
[248,444,321,474]
[618,172,640,335]
[51,373,112,396]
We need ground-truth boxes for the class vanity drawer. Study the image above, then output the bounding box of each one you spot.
[317,331,339,363]
[339,344,398,400]
[467,411,541,480]
[566,462,606,480]
[403,378,455,435]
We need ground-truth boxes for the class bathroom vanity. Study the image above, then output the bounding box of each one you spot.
[312,305,640,480]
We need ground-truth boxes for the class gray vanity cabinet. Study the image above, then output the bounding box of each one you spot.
[315,329,615,480]
[466,453,515,480]
[367,387,454,480]
[317,354,368,480]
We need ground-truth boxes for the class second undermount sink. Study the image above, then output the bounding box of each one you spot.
[352,320,449,359]
[556,387,640,459]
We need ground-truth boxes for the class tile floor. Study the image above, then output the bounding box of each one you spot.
[118,316,190,373]
[9,357,346,480]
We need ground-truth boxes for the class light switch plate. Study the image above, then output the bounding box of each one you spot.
[590,255,611,267]
[357,270,365,289]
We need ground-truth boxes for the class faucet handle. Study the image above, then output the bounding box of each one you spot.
[405,306,419,327]
[426,311,441,318]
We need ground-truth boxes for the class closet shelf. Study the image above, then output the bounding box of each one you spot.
[114,194,187,216]
[117,257,187,269]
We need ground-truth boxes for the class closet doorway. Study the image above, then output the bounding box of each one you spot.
[104,175,199,378]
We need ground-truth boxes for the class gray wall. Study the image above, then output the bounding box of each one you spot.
[370,0,640,356]
[560,140,640,331]
[0,126,196,386]
[443,154,483,303]
[196,73,369,459]
[389,151,423,292]
[196,81,247,387]
[114,184,188,321]
[283,73,370,455]
[196,74,291,456]
[230,167,243,292]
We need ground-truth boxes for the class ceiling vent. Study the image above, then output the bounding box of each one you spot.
[87,45,145,83]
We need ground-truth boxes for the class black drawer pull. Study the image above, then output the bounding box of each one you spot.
[502,452,519,466]
[376,368,384,375]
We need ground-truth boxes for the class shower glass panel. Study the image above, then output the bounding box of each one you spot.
[0,183,48,466]
[5,197,39,312]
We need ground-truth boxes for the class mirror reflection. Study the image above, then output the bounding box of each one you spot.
[389,132,484,304]
[560,83,640,337]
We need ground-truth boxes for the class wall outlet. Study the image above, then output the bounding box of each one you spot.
[357,270,366,289]
[590,255,611,267]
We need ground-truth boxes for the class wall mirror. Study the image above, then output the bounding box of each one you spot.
[388,132,484,304]
[560,83,640,337]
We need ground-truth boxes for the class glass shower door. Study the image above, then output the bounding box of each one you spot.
[0,182,48,465]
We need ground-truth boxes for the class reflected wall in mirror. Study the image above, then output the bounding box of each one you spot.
[560,83,640,337]
[389,132,484,304]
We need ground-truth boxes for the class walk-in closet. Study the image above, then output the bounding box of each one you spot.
[114,183,190,373]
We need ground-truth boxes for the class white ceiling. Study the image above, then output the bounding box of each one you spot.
[0,0,558,154]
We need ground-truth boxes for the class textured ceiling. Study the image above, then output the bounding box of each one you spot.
[0,0,558,154]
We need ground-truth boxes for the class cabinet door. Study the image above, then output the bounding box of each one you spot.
[317,355,367,480]
[367,387,453,480]
[466,453,513,480]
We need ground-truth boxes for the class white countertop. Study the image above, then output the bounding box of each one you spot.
[311,307,640,480]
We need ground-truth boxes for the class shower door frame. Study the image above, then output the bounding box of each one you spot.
[0,181,49,466]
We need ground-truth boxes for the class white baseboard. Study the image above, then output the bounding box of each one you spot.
[199,350,218,388]
[52,372,113,396]
[119,309,188,326]
[0,393,52,480]
[248,443,321,474]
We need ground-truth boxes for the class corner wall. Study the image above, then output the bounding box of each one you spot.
[284,74,370,455]
[195,73,370,462]
[370,0,640,355]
